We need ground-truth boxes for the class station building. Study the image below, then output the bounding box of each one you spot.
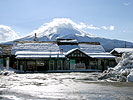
[11,38,116,72]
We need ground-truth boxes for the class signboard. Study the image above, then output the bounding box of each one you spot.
[0,59,4,64]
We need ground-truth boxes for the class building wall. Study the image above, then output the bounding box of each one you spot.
[17,58,69,72]
[15,57,116,72]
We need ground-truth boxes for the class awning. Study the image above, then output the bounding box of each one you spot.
[15,51,65,59]
[87,53,116,59]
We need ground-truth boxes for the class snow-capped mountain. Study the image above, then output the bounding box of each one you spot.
[4,18,133,51]
[18,18,95,41]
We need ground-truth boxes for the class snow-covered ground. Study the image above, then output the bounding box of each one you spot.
[0,67,16,76]
[99,52,133,82]
[0,72,133,100]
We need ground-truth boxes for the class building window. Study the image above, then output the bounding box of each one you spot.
[49,60,54,70]
[19,61,26,70]
[36,60,45,71]
[27,61,35,71]
[89,59,98,69]
[36,61,45,66]
[57,60,62,70]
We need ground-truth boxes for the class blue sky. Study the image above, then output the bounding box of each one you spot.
[0,0,133,42]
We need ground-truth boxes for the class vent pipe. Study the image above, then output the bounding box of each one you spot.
[60,48,63,54]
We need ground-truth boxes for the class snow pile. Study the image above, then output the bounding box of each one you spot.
[99,52,133,82]
[0,67,16,76]
[127,69,133,82]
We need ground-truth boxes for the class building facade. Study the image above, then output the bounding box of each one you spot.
[11,39,116,72]
[110,48,133,57]
[0,44,13,69]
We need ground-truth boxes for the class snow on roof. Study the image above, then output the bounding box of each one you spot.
[111,48,133,54]
[12,41,106,56]
[65,48,79,55]
[59,45,79,52]
[15,51,65,59]
[15,51,61,55]
[78,44,105,53]
[16,55,65,59]
[59,39,78,43]
[12,43,59,55]
[87,53,116,59]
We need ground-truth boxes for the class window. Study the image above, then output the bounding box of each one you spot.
[36,61,45,66]
[19,61,26,70]
[57,60,62,70]
[27,61,35,70]
[89,59,98,69]
[49,60,54,70]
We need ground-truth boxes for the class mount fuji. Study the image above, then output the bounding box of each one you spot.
[4,18,133,51]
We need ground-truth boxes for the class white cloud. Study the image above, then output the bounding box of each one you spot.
[120,30,132,33]
[101,26,108,30]
[76,22,100,30]
[101,25,115,31]
[77,22,114,31]
[0,25,19,43]
[76,22,87,29]
[109,26,115,30]
[123,2,130,6]
[87,24,100,30]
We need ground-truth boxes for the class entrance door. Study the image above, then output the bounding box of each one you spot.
[101,61,105,71]
[70,59,75,70]
[57,60,62,70]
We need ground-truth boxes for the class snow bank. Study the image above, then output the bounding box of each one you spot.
[99,52,133,82]
[127,69,133,82]
[0,67,16,76]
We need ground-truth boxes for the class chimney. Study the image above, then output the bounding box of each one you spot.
[60,48,63,54]
[34,33,38,41]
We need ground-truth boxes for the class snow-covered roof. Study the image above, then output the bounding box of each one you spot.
[15,51,65,59]
[59,39,78,43]
[12,43,59,55]
[87,53,116,59]
[13,43,114,59]
[16,55,65,59]
[15,51,63,55]
[59,45,79,52]
[110,48,133,54]
[12,41,106,56]
[65,48,79,55]
[78,44,105,53]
